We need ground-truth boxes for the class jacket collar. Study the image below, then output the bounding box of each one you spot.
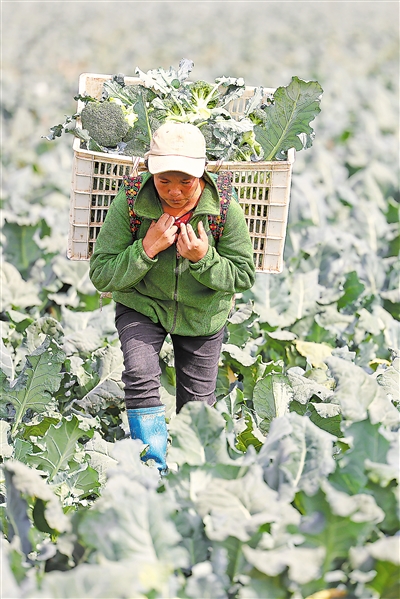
[133,171,221,219]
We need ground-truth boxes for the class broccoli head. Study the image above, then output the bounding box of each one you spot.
[190,81,219,109]
[80,101,130,147]
[248,106,268,127]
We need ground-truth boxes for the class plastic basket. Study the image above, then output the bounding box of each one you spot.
[68,73,295,273]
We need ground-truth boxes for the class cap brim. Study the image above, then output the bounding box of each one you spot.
[147,155,205,178]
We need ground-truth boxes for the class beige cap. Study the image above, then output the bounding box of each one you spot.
[145,123,206,178]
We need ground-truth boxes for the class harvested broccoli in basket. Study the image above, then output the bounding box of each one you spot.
[44,60,323,162]
[80,101,131,147]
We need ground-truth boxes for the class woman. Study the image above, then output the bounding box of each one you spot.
[89,123,255,471]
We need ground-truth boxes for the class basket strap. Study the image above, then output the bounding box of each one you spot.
[123,171,233,242]
[123,174,144,237]
[209,171,233,242]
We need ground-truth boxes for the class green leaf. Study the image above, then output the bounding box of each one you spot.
[4,467,32,556]
[25,316,65,352]
[236,576,287,599]
[84,432,118,485]
[58,462,101,499]
[215,365,232,398]
[226,321,254,348]
[0,539,25,597]
[174,510,209,567]
[221,347,266,399]
[326,356,399,426]
[4,460,71,543]
[75,345,124,407]
[109,438,160,488]
[183,561,227,599]
[321,479,384,524]
[168,402,232,467]
[259,412,336,501]
[28,416,92,481]
[236,412,264,453]
[332,419,391,494]
[368,536,400,566]
[287,368,333,404]
[280,270,322,326]
[253,373,293,433]
[21,416,60,440]
[192,464,299,541]
[364,480,399,534]
[32,498,56,534]
[0,421,13,459]
[128,86,158,156]
[296,487,380,575]
[242,544,325,585]
[51,255,94,295]
[135,61,192,94]
[254,76,323,160]
[376,356,400,402]
[215,536,247,583]
[2,221,43,276]
[222,343,259,368]
[0,262,42,312]
[12,438,33,462]
[227,300,255,325]
[368,560,400,599]
[31,557,177,598]
[217,386,245,420]
[1,337,65,435]
[0,339,14,380]
[337,270,365,310]
[307,402,342,437]
[78,474,188,569]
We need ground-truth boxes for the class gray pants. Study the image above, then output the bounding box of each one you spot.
[115,303,225,413]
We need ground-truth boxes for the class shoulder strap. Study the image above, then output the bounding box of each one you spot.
[123,174,144,237]
[123,170,233,242]
[208,171,233,242]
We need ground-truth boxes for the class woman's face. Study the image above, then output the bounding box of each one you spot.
[153,171,200,210]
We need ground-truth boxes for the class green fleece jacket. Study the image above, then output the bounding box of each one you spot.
[89,171,255,336]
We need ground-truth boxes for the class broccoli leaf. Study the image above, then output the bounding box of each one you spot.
[176,58,195,83]
[243,87,273,117]
[253,373,294,434]
[74,93,98,104]
[126,87,163,156]
[43,123,64,141]
[88,137,105,152]
[135,58,194,95]
[214,76,246,107]
[102,79,148,106]
[254,76,323,160]
[42,114,78,141]
[28,416,93,481]
[1,337,65,435]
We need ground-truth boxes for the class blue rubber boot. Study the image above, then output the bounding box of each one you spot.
[127,406,168,473]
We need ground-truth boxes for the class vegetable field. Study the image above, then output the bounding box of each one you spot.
[1,2,399,598]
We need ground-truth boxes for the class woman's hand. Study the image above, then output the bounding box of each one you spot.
[177,222,209,262]
[142,214,178,259]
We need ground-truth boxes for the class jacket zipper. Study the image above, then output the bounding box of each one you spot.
[170,254,180,334]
